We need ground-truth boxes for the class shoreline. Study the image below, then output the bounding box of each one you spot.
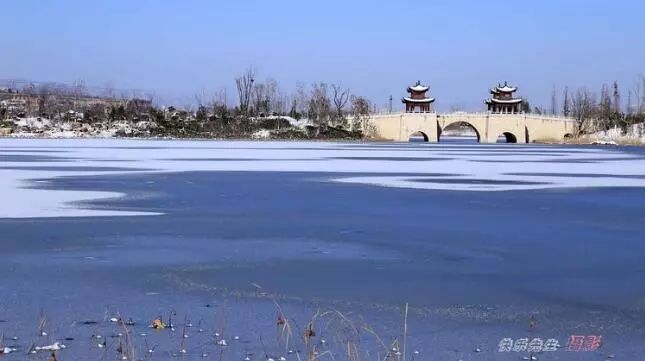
[2,133,643,147]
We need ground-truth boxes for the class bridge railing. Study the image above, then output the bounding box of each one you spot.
[367,111,575,123]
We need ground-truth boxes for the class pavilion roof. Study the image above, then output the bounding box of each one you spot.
[485,98,523,104]
[407,80,429,93]
[408,85,429,92]
[490,82,518,94]
[403,97,435,103]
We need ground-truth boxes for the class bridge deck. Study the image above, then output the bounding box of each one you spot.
[365,112,575,143]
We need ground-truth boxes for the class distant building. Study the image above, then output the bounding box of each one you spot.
[485,82,523,113]
[402,81,435,113]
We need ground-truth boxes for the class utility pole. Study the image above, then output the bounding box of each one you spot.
[389,95,393,114]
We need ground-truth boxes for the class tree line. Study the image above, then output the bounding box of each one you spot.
[539,75,645,135]
[194,67,371,129]
[1,68,373,139]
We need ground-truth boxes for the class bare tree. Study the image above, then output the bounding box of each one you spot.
[449,104,464,112]
[235,67,256,116]
[84,103,108,123]
[37,85,62,119]
[274,92,288,116]
[194,88,210,109]
[212,87,229,119]
[251,81,267,116]
[249,78,283,116]
[287,95,298,119]
[350,95,371,134]
[635,74,645,114]
[521,98,531,113]
[293,82,309,118]
[72,79,87,98]
[331,84,350,126]
[194,89,211,121]
[264,78,281,115]
[24,97,36,117]
[308,83,331,127]
[571,88,597,135]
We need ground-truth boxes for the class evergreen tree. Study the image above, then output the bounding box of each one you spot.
[612,81,621,113]
[563,86,571,117]
[641,75,645,114]
[550,86,558,115]
[599,84,612,128]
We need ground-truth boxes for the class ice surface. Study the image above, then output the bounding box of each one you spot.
[1,138,644,218]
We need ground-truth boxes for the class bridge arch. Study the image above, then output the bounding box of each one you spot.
[438,120,482,143]
[496,131,519,143]
[408,131,430,142]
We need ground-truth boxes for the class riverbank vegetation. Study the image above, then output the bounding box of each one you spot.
[0,68,371,140]
[542,75,645,144]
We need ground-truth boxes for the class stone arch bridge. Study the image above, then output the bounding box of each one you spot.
[366,113,576,143]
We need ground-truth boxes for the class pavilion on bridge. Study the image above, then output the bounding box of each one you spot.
[402,81,435,113]
[485,82,523,113]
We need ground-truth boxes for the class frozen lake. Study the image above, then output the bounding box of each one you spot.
[1,138,645,360]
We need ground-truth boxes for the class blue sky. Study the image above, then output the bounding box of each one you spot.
[2,0,644,110]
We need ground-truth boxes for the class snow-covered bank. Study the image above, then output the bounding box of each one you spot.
[1,116,363,141]
[3,117,157,138]
[583,123,645,145]
[1,138,645,218]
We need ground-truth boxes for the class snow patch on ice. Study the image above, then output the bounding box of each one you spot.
[0,170,160,218]
[1,138,644,218]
